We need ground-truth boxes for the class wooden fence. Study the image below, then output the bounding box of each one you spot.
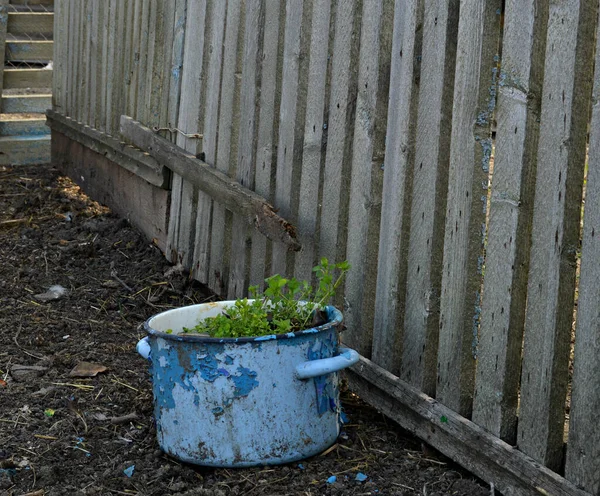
[50,1,600,494]
[0,0,53,164]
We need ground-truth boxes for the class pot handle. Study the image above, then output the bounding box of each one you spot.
[295,347,359,380]
[136,336,151,361]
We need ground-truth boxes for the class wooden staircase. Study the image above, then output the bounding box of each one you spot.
[0,0,52,165]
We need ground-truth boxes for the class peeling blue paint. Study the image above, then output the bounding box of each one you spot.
[254,334,277,341]
[230,367,259,397]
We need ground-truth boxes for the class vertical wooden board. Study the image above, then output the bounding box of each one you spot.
[249,0,284,289]
[228,0,263,299]
[66,0,77,117]
[168,0,208,267]
[436,0,501,417]
[134,0,151,125]
[104,0,117,132]
[270,0,305,277]
[342,0,384,356]
[0,0,7,96]
[89,0,102,128]
[565,16,600,492]
[109,0,128,134]
[207,0,242,294]
[51,0,60,109]
[318,0,355,267]
[127,0,143,119]
[472,0,547,443]
[401,0,458,396]
[98,0,110,130]
[371,0,419,373]
[121,0,136,120]
[518,0,596,471]
[164,0,185,133]
[80,0,93,125]
[145,0,168,129]
[292,0,332,283]
[61,0,71,115]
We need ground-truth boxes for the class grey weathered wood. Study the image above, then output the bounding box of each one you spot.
[228,0,263,299]
[208,0,242,295]
[0,116,46,136]
[51,1,61,111]
[345,356,591,496]
[293,0,331,283]
[126,0,142,120]
[401,0,458,397]
[343,0,383,356]
[249,0,283,289]
[166,0,186,135]
[518,0,596,472]
[318,0,355,266]
[2,94,51,113]
[189,2,227,282]
[47,110,167,187]
[0,135,50,165]
[88,0,101,127]
[472,0,547,444]
[2,68,52,89]
[168,0,208,269]
[134,0,151,125]
[5,40,53,62]
[1,0,10,97]
[436,0,501,417]
[120,0,136,122]
[7,12,53,36]
[271,0,305,277]
[80,0,93,126]
[120,115,301,250]
[371,0,419,373]
[564,14,600,492]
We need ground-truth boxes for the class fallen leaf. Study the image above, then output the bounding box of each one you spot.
[44,408,55,417]
[0,379,6,387]
[69,362,108,378]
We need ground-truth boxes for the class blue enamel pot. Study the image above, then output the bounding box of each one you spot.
[136,300,359,467]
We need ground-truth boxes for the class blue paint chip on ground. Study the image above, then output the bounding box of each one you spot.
[297,463,304,470]
[340,410,349,424]
[326,475,337,484]
[123,465,135,478]
[355,472,368,482]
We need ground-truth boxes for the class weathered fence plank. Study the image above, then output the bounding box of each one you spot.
[346,357,591,496]
[401,0,458,396]
[271,0,306,277]
[472,0,547,444]
[249,0,283,289]
[371,0,419,374]
[204,0,242,293]
[0,0,6,98]
[564,15,600,492]
[518,0,597,472]
[293,0,332,283]
[168,0,208,268]
[7,12,53,35]
[343,0,384,357]
[228,0,263,299]
[436,0,502,417]
[318,0,356,269]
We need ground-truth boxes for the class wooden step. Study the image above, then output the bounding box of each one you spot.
[7,12,54,37]
[1,94,51,113]
[0,114,48,136]
[5,40,53,62]
[0,135,51,165]
[2,68,52,89]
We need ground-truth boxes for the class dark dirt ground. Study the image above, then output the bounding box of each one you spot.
[0,164,490,496]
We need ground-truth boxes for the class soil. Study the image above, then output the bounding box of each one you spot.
[0,164,489,496]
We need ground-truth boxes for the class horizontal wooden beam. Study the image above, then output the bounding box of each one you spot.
[1,94,51,113]
[120,115,301,250]
[3,68,51,89]
[46,110,168,189]
[5,40,53,62]
[0,115,47,135]
[0,135,50,165]
[7,12,53,36]
[345,356,591,496]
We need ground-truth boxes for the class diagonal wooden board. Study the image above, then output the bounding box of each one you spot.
[119,115,301,251]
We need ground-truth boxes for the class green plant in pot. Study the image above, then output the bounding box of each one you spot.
[179,258,350,338]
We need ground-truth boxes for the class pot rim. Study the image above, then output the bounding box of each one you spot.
[143,300,343,344]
